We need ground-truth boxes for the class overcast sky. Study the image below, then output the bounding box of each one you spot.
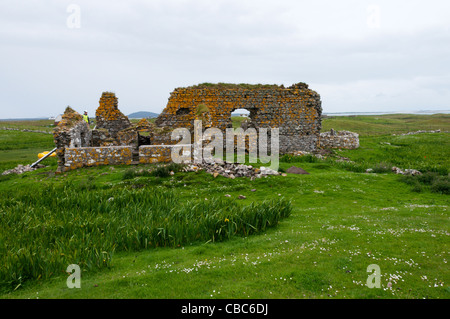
[1,0,449,118]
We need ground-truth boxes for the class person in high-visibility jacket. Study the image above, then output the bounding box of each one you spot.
[83,111,90,124]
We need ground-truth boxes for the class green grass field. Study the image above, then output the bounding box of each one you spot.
[0,130,57,171]
[0,114,448,299]
[322,113,450,136]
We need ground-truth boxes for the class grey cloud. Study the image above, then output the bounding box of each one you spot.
[0,0,449,118]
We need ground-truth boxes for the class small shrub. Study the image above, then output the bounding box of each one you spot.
[416,172,440,185]
[196,104,209,116]
[122,168,136,180]
[411,182,423,193]
[425,166,448,176]
[166,162,185,173]
[400,171,449,194]
[431,178,450,194]
[146,163,185,178]
[151,165,170,178]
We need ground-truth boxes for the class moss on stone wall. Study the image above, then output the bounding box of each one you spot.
[190,83,282,90]
[155,82,322,152]
[64,146,133,170]
[139,145,176,164]
[95,92,131,137]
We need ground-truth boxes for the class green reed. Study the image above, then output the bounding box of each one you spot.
[0,184,291,291]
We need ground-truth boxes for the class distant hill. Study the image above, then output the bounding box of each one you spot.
[231,114,249,118]
[127,111,159,119]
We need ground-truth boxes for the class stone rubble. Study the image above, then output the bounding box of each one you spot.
[393,129,447,136]
[391,166,422,176]
[291,150,312,157]
[1,127,52,134]
[365,166,422,176]
[182,161,280,179]
[2,164,45,176]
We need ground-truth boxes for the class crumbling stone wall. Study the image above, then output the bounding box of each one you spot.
[53,84,359,172]
[319,129,359,149]
[92,92,132,146]
[53,106,91,172]
[64,146,133,170]
[155,83,322,152]
[139,145,191,164]
[54,94,138,172]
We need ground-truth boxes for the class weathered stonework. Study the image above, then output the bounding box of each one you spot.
[139,145,190,164]
[91,128,112,147]
[93,92,131,143]
[64,146,133,170]
[155,83,322,153]
[53,84,358,172]
[319,129,359,149]
[53,106,91,172]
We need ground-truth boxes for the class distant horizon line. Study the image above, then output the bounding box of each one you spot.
[323,110,450,115]
[1,109,449,121]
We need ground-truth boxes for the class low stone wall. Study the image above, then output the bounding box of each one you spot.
[139,144,192,164]
[64,146,133,170]
[1,127,52,134]
[319,130,359,149]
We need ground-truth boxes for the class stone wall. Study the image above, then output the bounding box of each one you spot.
[93,92,131,144]
[319,129,359,149]
[62,145,191,169]
[64,146,133,170]
[155,83,322,153]
[52,84,362,172]
[139,145,192,164]
[53,106,92,172]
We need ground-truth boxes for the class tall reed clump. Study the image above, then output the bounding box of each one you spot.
[0,184,291,292]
